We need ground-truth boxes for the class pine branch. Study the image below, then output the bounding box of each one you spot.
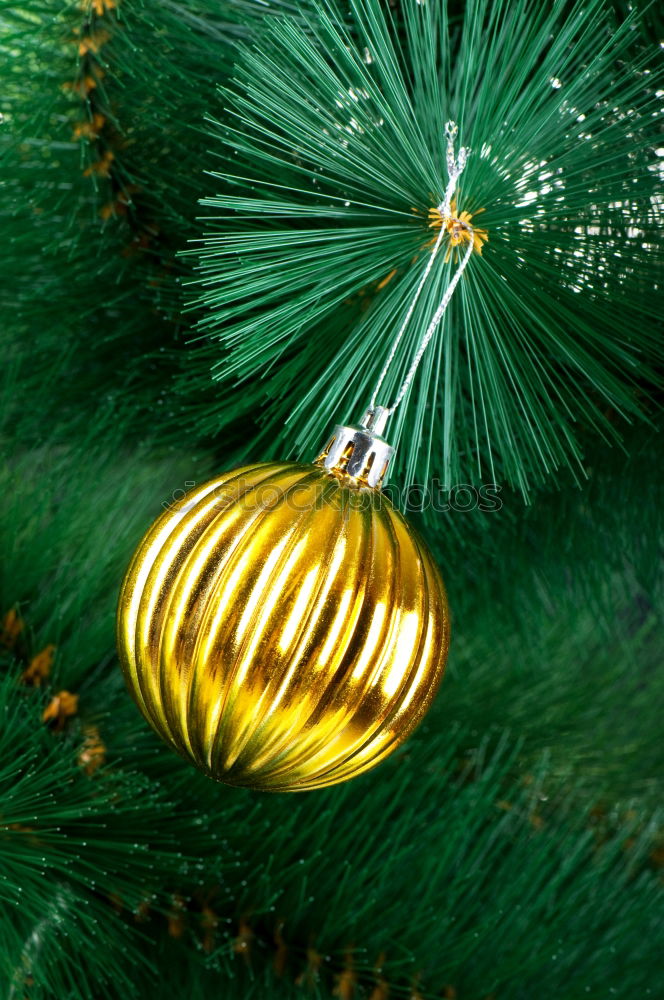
[0,0,302,442]
[3,658,662,1000]
[186,0,662,500]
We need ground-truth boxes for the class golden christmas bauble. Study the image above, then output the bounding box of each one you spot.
[117,415,449,791]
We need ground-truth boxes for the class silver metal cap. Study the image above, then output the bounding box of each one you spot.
[315,406,394,489]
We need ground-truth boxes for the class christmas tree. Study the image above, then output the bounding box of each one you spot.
[2,0,662,996]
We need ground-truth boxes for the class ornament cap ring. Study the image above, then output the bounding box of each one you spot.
[316,406,394,488]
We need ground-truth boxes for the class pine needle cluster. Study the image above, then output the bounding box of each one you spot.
[189,0,662,499]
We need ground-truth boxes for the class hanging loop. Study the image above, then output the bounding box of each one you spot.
[368,121,475,419]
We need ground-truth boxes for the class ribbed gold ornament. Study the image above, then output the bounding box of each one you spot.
[117,427,449,791]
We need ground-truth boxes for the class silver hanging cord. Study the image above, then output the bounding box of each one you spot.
[368,121,474,418]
